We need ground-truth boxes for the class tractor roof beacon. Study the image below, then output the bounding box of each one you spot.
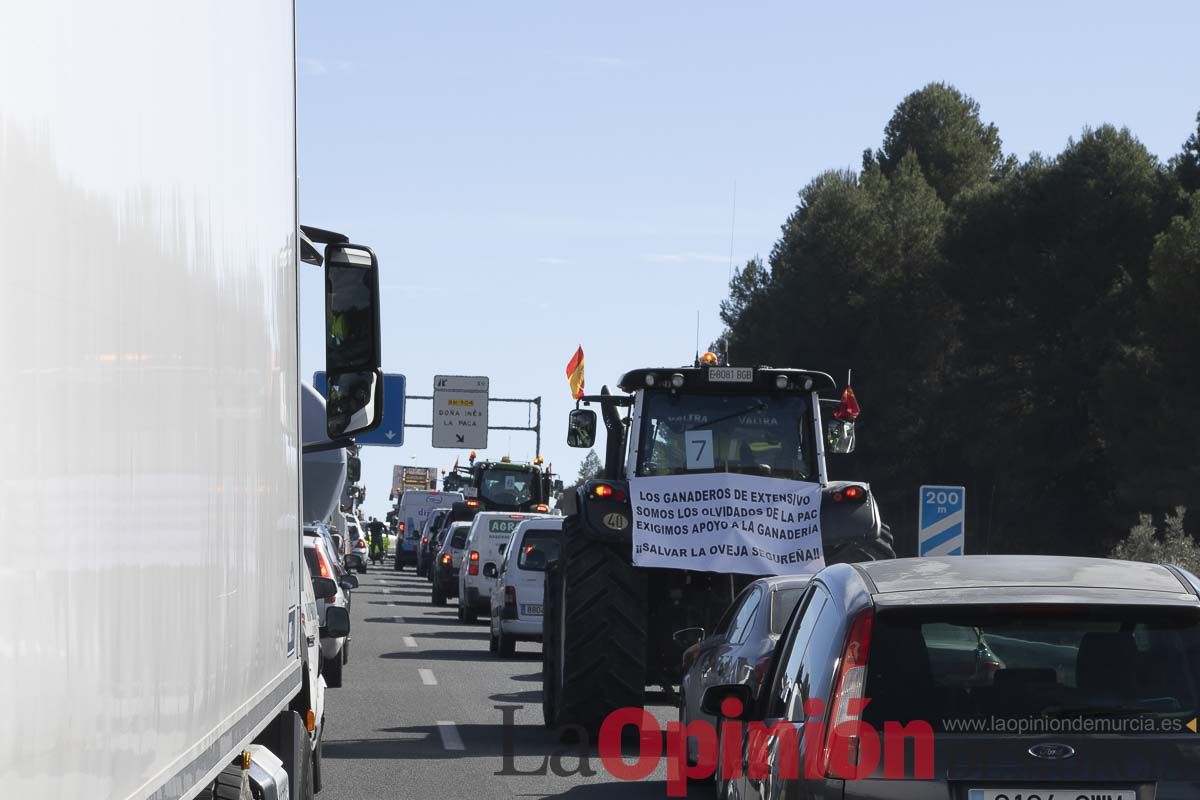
[541,356,894,734]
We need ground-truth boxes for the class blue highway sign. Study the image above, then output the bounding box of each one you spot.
[313,372,406,447]
[918,485,965,556]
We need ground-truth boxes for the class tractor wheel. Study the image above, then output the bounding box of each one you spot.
[543,517,647,736]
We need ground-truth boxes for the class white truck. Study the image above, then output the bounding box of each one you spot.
[0,2,384,798]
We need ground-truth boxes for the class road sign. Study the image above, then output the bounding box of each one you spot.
[432,375,488,449]
[312,372,406,446]
[918,485,965,556]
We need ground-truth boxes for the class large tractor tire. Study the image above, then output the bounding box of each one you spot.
[542,518,647,735]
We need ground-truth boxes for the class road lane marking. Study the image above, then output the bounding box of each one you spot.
[403,635,418,648]
[437,721,464,751]
[419,668,438,685]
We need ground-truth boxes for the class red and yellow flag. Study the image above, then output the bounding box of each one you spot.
[565,346,585,399]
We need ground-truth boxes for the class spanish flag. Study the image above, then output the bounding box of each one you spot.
[565,346,585,399]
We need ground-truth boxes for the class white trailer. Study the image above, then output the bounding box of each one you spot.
[0,2,383,798]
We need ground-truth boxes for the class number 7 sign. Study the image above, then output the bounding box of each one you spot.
[686,430,715,470]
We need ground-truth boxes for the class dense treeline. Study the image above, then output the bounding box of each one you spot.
[716,83,1200,557]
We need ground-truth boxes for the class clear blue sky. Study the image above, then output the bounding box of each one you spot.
[296,1,1200,521]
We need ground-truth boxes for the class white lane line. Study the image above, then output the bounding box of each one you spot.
[437,721,464,751]
[419,668,438,686]
[403,635,418,648]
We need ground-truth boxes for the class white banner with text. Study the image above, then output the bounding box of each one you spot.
[630,473,825,576]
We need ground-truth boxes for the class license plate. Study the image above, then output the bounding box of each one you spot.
[523,604,543,615]
[708,367,753,383]
[969,791,1135,800]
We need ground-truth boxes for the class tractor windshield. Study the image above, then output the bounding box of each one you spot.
[479,467,538,507]
[636,391,814,480]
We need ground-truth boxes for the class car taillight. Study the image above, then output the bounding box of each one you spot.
[821,608,874,778]
[466,499,480,507]
[422,536,429,544]
[316,550,332,579]
[468,550,479,576]
[441,553,451,565]
[590,483,627,502]
[505,585,516,609]
[534,503,549,513]
[831,485,868,503]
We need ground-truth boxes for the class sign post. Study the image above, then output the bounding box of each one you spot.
[918,485,966,556]
[432,375,489,449]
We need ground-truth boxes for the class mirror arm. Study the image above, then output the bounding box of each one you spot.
[303,438,356,455]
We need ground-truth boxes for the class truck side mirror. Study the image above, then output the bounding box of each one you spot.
[825,419,856,454]
[567,409,597,448]
[346,456,361,483]
[324,243,383,439]
[321,605,351,639]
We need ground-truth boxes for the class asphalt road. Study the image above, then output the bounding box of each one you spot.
[321,562,717,800]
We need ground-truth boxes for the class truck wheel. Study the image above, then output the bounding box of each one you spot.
[323,653,343,689]
[196,764,251,800]
[432,582,446,607]
[840,538,896,562]
[546,521,647,735]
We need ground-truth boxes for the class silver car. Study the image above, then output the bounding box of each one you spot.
[704,556,1200,800]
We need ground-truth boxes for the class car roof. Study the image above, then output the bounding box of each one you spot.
[514,517,562,531]
[852,556,1198,606]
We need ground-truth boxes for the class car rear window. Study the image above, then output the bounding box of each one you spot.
[862,606,1200,734]
[450,528,469,548]
[770,587,807,635]
[517,529,561,571]
[303,546,323,577]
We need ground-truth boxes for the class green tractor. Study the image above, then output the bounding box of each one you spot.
[542,357,894,733]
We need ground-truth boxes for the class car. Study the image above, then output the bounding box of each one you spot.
[302,533,357,688]
[395,490,464,571]
[431,522,472,607]
[676,574,810,777]
[702,556,1200,800]
[489,518,563,657]
[457,512,545,623]
[345,514,368,574]
[305,521,349,597]
[416,508,452,577]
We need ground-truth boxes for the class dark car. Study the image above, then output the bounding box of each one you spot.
[431,522,471,607]
[703,556,1200,800]
[416,507,452,578]
[677,575,811,773]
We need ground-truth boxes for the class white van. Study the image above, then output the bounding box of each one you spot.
[457,512,546,622]
[489,518,563,656]
[394,489,464,570]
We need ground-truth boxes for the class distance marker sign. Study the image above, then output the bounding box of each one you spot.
[918,485,965,556]
[432,375,489,449]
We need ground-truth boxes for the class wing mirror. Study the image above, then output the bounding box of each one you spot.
[672,627,706,648]
[346,455,362,483]
[324,243,383,439]
[567,408,597,448]
[311,576,338,599]
[339,574,359,591]
[700,683,754,719]
[321,605,351,639]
